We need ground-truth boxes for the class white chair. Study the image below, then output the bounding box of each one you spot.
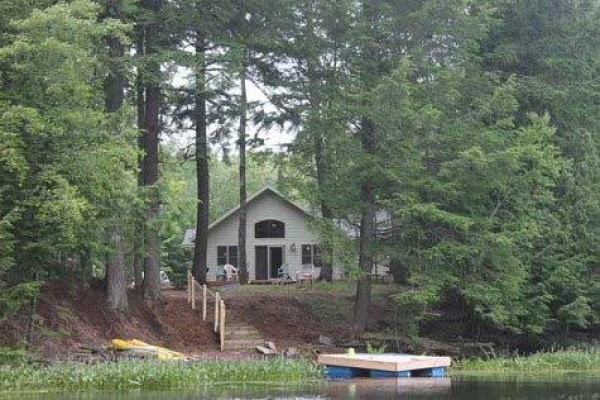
[298,263,316,282]
[223,264,238,283]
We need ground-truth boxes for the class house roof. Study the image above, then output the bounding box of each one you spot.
[182,185,393,247]
[182,185,313,247]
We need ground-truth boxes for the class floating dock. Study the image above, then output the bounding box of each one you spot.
[317,353,452,379]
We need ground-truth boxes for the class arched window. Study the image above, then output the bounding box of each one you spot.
[255,219,285,238]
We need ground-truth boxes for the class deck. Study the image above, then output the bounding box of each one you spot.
[317,353,452,379]
[206,278,307,286]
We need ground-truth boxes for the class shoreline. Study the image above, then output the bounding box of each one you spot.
[1,349,599,392]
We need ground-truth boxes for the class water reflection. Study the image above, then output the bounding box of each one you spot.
[2,376,599,399]
[328,377,451,399]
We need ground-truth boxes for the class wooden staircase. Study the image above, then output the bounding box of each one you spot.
[189,273,264,351]
[221,319,264,351]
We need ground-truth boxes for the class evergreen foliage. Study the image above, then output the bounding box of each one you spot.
[0,0,597,342]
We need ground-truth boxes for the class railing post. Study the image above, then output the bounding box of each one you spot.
[219,300,225,351]
[187,271,191,304]
[191,276,196,310]
[202,284,207,321]
[214,292,220,333]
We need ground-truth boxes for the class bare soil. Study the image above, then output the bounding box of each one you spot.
[0,280,220,359]
[0,281,396,360]
[5,280,589,360]
[217,284,395,348]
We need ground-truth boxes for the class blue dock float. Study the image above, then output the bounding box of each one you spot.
[318,353,452,379]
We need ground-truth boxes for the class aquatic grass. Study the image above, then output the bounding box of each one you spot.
[0,347,30,366]
[0,359,323,391]
[453,348,600,375]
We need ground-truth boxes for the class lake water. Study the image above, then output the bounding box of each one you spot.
[2,376,599,399]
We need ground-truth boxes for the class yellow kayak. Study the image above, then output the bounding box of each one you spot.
[110,339,185,360]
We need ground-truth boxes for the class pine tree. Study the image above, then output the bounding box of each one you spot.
[0,0,136,322]
[138,0,164,302]
[103,0,130,313]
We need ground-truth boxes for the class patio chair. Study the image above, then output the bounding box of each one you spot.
[298,263,316,282]
[214,265,226,283]
[223,264,238,283]
[277,263,293,283]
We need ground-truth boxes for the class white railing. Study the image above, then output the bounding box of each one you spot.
[187,270,226,351]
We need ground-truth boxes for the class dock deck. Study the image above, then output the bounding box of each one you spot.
[317,353,452,379]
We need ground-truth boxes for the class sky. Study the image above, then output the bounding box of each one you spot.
[166,67,296,153]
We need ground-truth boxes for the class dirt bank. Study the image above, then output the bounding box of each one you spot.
[2,281,595,360]
[0,280,219,359]
[0,281,395,359]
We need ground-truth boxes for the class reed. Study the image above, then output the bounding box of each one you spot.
[453,348,600,375]
[0,359,323,391]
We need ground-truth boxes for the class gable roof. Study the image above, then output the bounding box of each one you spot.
[211,186,312,231]
[182,186,313,247]
[182,185,393,247]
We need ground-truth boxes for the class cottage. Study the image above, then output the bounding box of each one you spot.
[183,186,344,282]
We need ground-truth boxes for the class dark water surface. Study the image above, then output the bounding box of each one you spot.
[2,375,599,399]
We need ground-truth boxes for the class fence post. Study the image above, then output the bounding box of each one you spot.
[191,276,196,310]
[187,271,191,304]
[219,300,225,351]
[202,284,207,321]
[214,292,220,333]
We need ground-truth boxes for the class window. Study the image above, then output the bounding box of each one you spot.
[313,245,322,267]
[217,245,238,266]
[228,246,238,266]
[255,219,285,238]
[301,244,322,267]
[301,245,312,264]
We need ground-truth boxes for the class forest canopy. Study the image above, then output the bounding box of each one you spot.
[0,0,598,340]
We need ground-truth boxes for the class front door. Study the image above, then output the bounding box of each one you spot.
[255,246,268,280]
[269,247,283,279]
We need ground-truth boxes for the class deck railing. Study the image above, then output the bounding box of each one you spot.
[187,270,226,350]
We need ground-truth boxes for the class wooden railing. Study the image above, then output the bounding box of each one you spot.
[187,270,226,351]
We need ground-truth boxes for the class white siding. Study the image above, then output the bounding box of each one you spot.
[206,191,343,280]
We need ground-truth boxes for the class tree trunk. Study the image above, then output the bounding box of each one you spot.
[142,81,162,301]
[353,118,377,334]
[352,0,380,335]
[238,50,248,284]
[105,35,125,113]
[133,25,145,290]
[192,39,209,284]
[303,11,334,282]
[388,258,408,284]
[314,131,334,282]
[141,0,163,302]
[105,227,129,312]
[26,288,39,348]
[104,0,129,312]
[80,247,92,286]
